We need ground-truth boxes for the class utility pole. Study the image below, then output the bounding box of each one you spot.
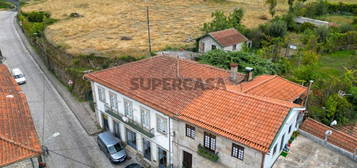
[145,0,152,57]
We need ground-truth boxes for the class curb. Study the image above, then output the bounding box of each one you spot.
[12,11,101,136]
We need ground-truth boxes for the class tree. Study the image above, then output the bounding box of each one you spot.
[202,10,230,33]
[267,20,287,37]
[323,94,352,125]
[266,0,278,17]
[228,8,245,32]
[288,0,295,10]
[202,9,246,33]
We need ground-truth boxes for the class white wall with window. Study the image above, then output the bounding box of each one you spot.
[92,82,173,167]
[263,108,305,168]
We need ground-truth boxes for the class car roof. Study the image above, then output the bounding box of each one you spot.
[98,131,120,146]
[12,68,22,74]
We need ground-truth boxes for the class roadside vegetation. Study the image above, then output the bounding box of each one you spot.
[199,0,357,126]
[0,0,15,9]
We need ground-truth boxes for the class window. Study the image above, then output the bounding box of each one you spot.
[126,128,137,150]
[232,143,244,160]
[233,44,237,50]
[211,45,217,50]
[98,86,106,102]
[158,146,167,168]
[141,107,150,129]
[186,124,195,139]
[273,144,277,155]
[124,98,133,119]
[288,124,292,133]
[143,138,151,161]
[203,132,216,151]
[157,115,168,135]
[280,134,285,151]
[109,92,118,112]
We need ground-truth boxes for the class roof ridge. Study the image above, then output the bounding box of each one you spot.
[178,57,246,78]
[242,75,278,92]
[0,134,42,154]
[178,113,269,152]
[275,75,308,89]
[225,88,300,108]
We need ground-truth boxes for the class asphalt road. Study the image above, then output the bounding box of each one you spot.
[0,11,122,168]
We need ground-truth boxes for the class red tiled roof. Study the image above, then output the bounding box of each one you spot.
[301,118,357,153]
[209,28,248,47]
[240,75,307,102]
[85,56,305,152]
[0,64,41,167]
[338,124,357,138]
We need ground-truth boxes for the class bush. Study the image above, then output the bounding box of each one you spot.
[267,20,287,37]
[0,1,15,9]
[202,8,246,33]
[299,22,316,32]
[25,11,50,23]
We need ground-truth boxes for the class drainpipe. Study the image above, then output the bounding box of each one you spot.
[169,117,172,168]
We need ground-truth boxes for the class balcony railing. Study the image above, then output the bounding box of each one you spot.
[104,104,155,138]
[197,144,219,162]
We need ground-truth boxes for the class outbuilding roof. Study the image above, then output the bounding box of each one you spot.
[205,28,249,47]
[85,56,306,153]
[0,64,41,167]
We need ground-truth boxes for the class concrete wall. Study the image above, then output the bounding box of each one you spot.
[263,108,304,168]
[198,36,222,53]
[93,82,174,167]
[173,119,263,168]
[223,42,244,52]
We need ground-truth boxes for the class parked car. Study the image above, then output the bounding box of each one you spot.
[97,131,127,163]
[125,163,144,168]
[12,68,26,85]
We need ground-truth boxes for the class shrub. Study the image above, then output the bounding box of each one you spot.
[0,1,15,9]
[202,8,246,33]
[299,22,316,32]
[267,20,287,37]
[197,144,219,162]
[25,11,50,22]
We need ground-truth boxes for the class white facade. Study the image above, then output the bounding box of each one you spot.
[198,36,245,53]
[263,108,305,168]
[91,82,174,167]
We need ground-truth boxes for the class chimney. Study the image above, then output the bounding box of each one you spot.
[230,63,238,83]
[245,67,254,81]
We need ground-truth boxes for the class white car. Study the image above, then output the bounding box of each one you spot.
[12,68,26,85]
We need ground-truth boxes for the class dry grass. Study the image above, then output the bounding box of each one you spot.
[22,0,293,57]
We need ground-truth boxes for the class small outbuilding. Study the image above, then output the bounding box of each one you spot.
[197,28,250,53]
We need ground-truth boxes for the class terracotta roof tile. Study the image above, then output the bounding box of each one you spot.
[209,28,248,47]
[85,56,306,152]
[301,118,357,153]
[0,64,41,167]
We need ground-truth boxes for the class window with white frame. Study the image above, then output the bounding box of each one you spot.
[141,107,150,129]
[97,86,106,103]
[186,124,195,139]
[156,115,167,135]
[123,98,133,119]
[204,132,216,151]
[109,92,118,112]
[232,143,244,160]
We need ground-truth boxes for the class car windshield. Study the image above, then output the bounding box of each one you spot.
[108,143,123,154]
[14,74,24,79]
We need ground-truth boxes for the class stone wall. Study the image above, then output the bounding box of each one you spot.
[172,119,263,168]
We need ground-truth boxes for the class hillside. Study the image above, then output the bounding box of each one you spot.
[22,0,292,57]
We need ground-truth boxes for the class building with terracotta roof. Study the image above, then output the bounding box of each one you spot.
[0,64,42,167]
[197,28,250,53]
[84,56,307,168]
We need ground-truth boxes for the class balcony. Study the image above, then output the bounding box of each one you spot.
[197,144,219,162]
[104,104,155,138]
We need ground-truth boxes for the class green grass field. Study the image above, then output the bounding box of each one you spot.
[319,50,357,76]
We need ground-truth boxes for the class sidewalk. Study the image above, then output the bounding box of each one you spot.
[14,12,102,136]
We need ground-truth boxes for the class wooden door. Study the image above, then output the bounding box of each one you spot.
[182,151,192,168]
